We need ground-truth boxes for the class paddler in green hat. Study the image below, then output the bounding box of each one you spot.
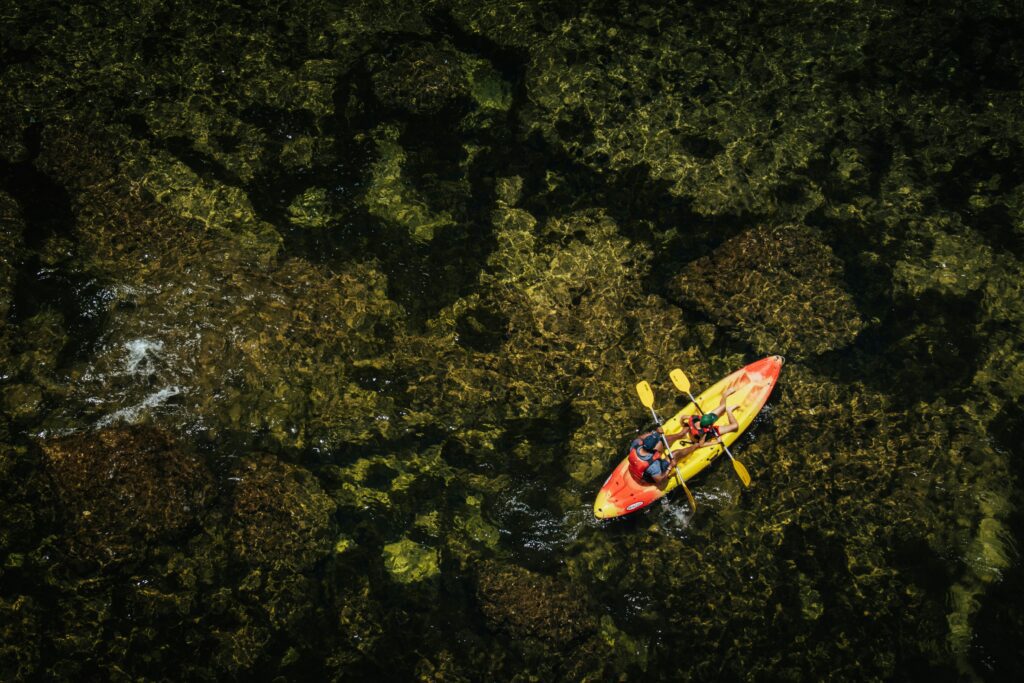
[682,386,739,446]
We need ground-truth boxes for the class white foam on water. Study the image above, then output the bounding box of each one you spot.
[96,385,182,427]
[663,502,695,530]
[123,338,164,375]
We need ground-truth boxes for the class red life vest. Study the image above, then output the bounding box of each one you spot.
[627,446,657,481]
[686,414,720,440]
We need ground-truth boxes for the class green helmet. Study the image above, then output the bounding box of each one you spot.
[699,412,718,428]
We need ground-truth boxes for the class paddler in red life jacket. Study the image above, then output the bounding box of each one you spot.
[683,386,740,447]
[627,428,703,485]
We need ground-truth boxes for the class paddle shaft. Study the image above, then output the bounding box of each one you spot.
[671,368,751,488]
[636,380,697,510]
[645,407,674,455]
[648,406,692,490]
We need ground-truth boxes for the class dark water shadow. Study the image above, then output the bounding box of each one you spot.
[1,125,107,367]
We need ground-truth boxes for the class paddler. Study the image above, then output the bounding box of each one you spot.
[683,386,739,446]
[626,428,703,485]
[628,388,742,485]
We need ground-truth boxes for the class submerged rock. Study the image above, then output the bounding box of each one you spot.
[0,594,41,680]
[382,538,439,583]
[476,561,596,646]
[35,123,404,450]
[287,186,333,229]
[2,383,42,421]
[673,223,864,358]
[371,42,471,115]
[0,191,25,325]
[365,123,457,242]
[228,454,334,571]
[142,99,271,185]
[893,220,994,297]
[448,0,551,49]
[518,6,847,218]
[39,427,214,567]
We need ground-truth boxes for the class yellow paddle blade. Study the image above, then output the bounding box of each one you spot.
[669,368,690,394]
[635,380,655,409]
[732,457,752,488]
[679,474,697,512]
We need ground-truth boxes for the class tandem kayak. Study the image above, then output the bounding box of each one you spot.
[594,356,783,518]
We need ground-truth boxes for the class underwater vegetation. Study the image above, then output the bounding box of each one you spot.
[2,0,1024,680]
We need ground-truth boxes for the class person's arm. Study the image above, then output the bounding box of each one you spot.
[649,443,699,484]
[663,427,690,447]
[669,442,701,459]
[649,467,674,484]
[649,455,681,484]
[694,432,723,448]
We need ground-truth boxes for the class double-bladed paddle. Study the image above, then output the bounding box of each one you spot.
[670,368,752,487]
[635,380,697,513]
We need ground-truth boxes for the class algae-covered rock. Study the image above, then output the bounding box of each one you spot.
[893,219,995,297]
[228,454,335,571]
[476,560,596,645]
[0,595,40,681]
[36,124,282,272]
[597,614,648,672]
[122,144,282,258]
[9,308,68,396]
[2,383,43,421]
[466,57,512,112]
[365,123,457,242]
[332,574,386,667]
[0,193,28,394]
[279,134,336,172]
[518,6,849,218]
[674,223,865,358]
[287,186,333,229]
[382,538,439,583]
[453,495,500,548]
[142,99,271,184]
[212,618,271,674]
[329,0,431,59]
[494,176,523,206]
[39,427,214,567]
[371,41,471,115]
[448,0,553,49]
[0,191,25,324]
[56,212,403,449]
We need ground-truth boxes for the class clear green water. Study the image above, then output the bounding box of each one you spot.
[2,1,1023,680]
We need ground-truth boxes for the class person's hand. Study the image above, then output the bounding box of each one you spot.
[656,426,664,434]
[723,386,737,398]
